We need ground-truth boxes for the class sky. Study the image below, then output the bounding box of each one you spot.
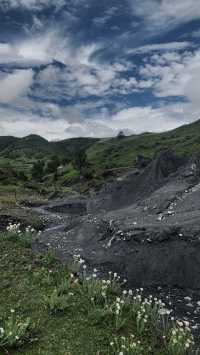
[0,0,200,140]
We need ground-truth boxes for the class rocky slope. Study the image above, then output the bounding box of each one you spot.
[32,151,200,291]
[2,150,200,342]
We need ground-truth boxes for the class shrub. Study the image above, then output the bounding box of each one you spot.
[166,321,194,355]
[5,223,37,247]
[44,288,74,314]
[73,255,121,307]
[0,309,31,349]
[110,335,144,354]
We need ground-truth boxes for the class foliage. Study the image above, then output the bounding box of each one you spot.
[74,150,87,175]
[31,160,45,181]
[117,130,126,139]
[4,222,37,247]
[0,309,32,349]
[110,335,144,354]
[167,323,194,355]
[45,156,60,174]
[44,288,72,314]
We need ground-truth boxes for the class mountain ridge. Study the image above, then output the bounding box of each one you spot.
[1,118,200,176]
[1,118,200,144]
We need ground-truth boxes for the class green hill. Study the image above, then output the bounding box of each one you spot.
[0,119,200,196]
[0,135,53,158]
[87,119,200,170]
[0,134,98,160]
[1,119,200,169]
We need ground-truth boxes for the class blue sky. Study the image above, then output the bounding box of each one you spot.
[0,0,200,139]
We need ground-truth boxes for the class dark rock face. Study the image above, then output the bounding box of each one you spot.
[88,151,187,212]
[45,197,87,215]
[34,152,200,290]
[135,155,151,169]
[151,151,186,179]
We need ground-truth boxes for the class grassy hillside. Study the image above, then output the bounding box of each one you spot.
[87,119,200,171]
[0,119,200,200]
[1,119,200,171]
[0,135,98,159]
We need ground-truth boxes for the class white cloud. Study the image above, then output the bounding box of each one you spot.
[0,69,34,103]
[0,0,65,11]
[139,49,200,100]
[18,35,53,63]
[0,31,67,66]
[0,93,198,140]
[33,41,136,100]
[64,103,198,138]
[101,105,188,134]
[128,42,191,54]
[131,0,200,33]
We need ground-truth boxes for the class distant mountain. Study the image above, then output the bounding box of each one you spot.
[0,136,19,152]
[0,134,98,159]
[0,119,200,171]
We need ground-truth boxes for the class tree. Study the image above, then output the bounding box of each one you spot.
[17,170,27,181]
[45,156,60,174]
[117,130,126,139]
[74,150,87,176]
[31,160,45,181]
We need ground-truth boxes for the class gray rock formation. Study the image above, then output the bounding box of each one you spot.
[33,151,200,291]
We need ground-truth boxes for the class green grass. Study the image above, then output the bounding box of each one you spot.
[61,163,79,181]
[87,120,200,171]
[1,119,200,194]
[0,230,195,355]
[0,237,111,355]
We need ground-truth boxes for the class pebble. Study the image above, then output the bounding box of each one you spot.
[184,297,192,302]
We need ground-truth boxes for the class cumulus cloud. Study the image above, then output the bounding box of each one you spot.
[98,104,192,135]
[0,70,34,103]
[0,34,199,139]
[32,42,136,101]
[139,48,200,103]
[0,31,69,66]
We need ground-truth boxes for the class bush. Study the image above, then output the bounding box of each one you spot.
[110,335,144,354]
[0,309,31,349]
[167,323,194,354]
[44,288,73,314]
[5,223,37,247]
